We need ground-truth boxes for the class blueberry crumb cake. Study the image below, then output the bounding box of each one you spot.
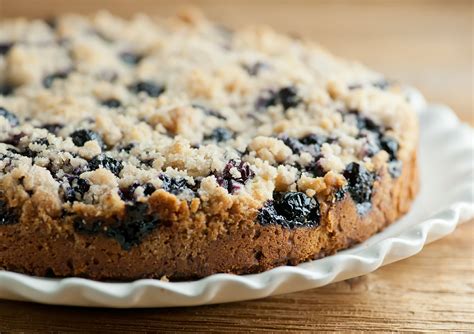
[0,9,419,280]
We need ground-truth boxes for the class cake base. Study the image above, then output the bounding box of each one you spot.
[0,150,418,281]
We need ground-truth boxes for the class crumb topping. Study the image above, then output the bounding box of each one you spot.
[0,10,417,225]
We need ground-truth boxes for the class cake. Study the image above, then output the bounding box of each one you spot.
[0,9,419,280]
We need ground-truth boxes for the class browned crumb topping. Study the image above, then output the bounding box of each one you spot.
[0,10,417,235]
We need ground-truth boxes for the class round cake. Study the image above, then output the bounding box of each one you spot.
[0,9,419,281]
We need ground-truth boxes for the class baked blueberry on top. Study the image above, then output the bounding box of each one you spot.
[0,9,419,280]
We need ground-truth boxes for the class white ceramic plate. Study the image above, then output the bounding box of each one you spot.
[0,90,473,308]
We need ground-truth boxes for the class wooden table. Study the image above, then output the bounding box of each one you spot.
[1,0,473,331]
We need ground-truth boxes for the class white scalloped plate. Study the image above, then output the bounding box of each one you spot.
[0,90,473,307]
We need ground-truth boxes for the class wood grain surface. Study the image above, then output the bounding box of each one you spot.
[0,0,473,332]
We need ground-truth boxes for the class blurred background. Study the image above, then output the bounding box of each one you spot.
[1,0,472,124]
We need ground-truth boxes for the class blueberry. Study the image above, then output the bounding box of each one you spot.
[63,176,90,202]
[120,182,155,202]
[129,81,165,97]
[119,182,140,202]
[280,133,326,157]
[388,160,402,178]
[101,98,122,108]
[349,111,401,177]
[0,85,14,96]
[242,61,268,76]
[256,203,286,226]
[274,192,319,223]
[32,138,49,146]
[257,191,320,229]
[380,136,399,161]
[205,127,233,142]
[88,154,123,176]
[140,157,155,168]
[360,134,381,158]
[192,104,226,120]
[159,174,190,195]
[119,143,135,153]
[143,183,156,196]
[42,70,70,88]
[3,132,25,146]
[256,90,277,109]
[70,129,104,148]
[42,123,64,134]
[372,80,390,90]
[300,134,327,146]
[256,86,302,111]
[105,203,160,250]
[364,134,401,178]
[347,83,362,90]
[278,86,302,110]
[347,80,390,91]
[21,147,38,159]
[348,110,381,133]
[304,157,326,177]
[216,159,255,193]
[280,135,305,154]
[300,134,328,156]
[227,160,255,183]
[343,162,375,213]
[72,177,90,196]
[119,52,143,65]
[0,43,13,55]
[357,116,380,133]
[334,187,347,201]
[0,107,19,126]
[0,200,18,225]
